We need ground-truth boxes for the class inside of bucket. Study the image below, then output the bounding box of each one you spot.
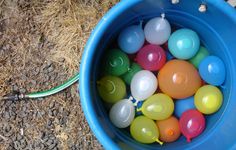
[89,0,234,149]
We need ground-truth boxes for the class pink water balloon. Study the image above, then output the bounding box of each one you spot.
[136,44,166,71]
[179,109,205,142]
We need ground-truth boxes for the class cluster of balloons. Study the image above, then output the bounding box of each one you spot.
[97,14,226,145]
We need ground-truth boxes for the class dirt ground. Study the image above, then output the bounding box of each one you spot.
[0,0,119,149]
[0,0,235,150]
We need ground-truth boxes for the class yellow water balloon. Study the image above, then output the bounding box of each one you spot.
[140,93,174,120]
[194,85,223,114]
[130,116,163,145]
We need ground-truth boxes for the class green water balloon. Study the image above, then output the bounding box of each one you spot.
[103,49,130,76]
[121,62,142,85]
[97,76,126,104]
[189,46,209,68]
[130,116,163,145]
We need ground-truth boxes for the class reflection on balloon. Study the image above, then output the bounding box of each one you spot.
[131,70,158,101]
[199,56,226,86]
[109,99,135,128]
[156,116,181,142]
[141,93,174,120]
[118,25,145,54]
[136,44,166,71]
[194,85,223,114]
[144,15,171,45]
[103,49,130,76]
[130,116,163,145]
[97,76,126,104]
[179,109,205,142]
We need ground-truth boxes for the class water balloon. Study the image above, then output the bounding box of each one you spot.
[158,60,201,99]
[156,116,181,142]
[97,76,126,103]
[144,14,171,45]
[103,49,130,76]
[179,109,205,142]
[194,85,223,114]
[189,46,209,68]
[130,116,163,145]
[168,28,200,59]
[140,93,174,120]
[109,99,135,128]
[121,63,142,85]
[118,25,145,54]
[136,44,166,71]
[199,56,226,86]
[131,70,158,101]
[174,96,195,118]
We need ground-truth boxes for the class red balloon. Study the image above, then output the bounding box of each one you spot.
[136,44,166,71]
[179,109,205,142]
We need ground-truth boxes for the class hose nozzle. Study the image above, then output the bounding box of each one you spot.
[1,93,27,101]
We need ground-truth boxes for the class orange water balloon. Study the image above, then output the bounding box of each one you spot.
[158,60,201,99]
[156,116,181,142]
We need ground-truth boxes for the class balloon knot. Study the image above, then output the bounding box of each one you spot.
[139,20,144,28]
[161,13,165,19]
[155,138,164,145]
[136,107,142,112]
[167,130,174,136]
[187,137,191,143]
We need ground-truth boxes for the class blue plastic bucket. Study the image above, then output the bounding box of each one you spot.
[79,0,236,149]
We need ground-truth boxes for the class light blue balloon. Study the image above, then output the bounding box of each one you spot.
[168,28,200,60]
[174,96,195,118]
[118,25,145,54]
[199,56,226,86]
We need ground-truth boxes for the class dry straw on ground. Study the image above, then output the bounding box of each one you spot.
[0,0,119,149]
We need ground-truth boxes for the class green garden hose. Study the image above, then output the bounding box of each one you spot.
[26,73,79,98]
[1,73,79,101]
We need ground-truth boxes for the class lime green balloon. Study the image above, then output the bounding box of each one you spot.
[130,116,163,145]
[121,63,142,85]
[97,76,126,104]
[189,46,209,68]
[103,49,130,76]
[141,93,174,120]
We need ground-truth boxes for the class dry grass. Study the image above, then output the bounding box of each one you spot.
[35,0,119,75]
[0,0,119,149]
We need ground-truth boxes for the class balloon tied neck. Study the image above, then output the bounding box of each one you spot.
[187,137,192,143]
[127,67,132,72]
[155,138,164,145]
[136,107,142,112]
[139,20,144,28]
[161,13,165,19]
[167,130,174,136]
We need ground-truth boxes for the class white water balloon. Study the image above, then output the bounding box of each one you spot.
[131,70,158,101]
[144,14,171,45]
[109,99,135,128]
